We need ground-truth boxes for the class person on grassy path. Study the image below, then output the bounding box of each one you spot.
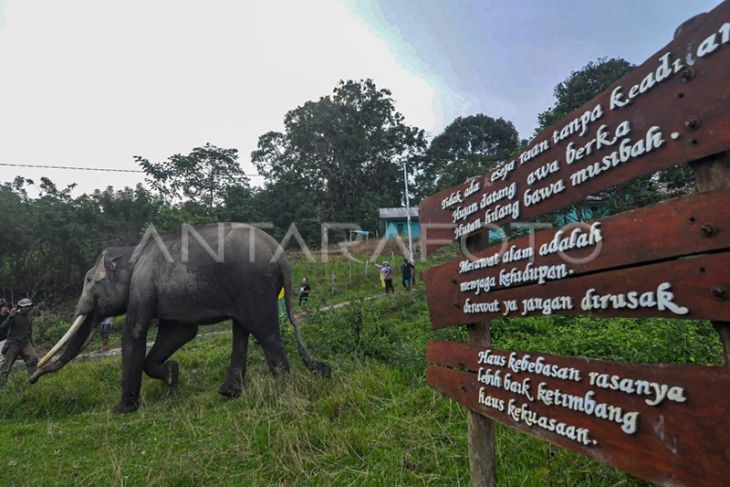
[299,277,311,306]
[401,259,415,290]
[99,316,115,351]
[373,261,395,294]
[0,300,10,364]
[0,298,39,386]
[0,300,10,368]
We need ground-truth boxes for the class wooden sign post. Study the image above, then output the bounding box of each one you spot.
[419,3,730,485]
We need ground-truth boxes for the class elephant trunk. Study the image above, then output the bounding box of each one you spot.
[30,314,96,383]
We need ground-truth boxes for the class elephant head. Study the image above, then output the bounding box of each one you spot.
[31,247,134,382]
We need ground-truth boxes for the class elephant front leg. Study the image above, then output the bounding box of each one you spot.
[113,314,151,414]
[218,320,250,398]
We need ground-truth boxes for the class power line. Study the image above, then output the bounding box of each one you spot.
[0,161,264,177]
[1,162,144,173]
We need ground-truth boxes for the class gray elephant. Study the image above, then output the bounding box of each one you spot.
[30,223,330,413]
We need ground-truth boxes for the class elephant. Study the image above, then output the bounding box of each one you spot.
[30,223,330,413]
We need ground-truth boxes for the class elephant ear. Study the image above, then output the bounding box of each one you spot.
[93,258,107,281]
[93,252,120,281]
[94,252,106,282]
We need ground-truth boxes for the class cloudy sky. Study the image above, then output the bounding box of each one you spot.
[0,0,721,195]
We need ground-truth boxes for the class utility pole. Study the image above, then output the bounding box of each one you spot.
[402,160,414,261]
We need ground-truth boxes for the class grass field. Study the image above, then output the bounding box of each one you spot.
[0,250,724,486]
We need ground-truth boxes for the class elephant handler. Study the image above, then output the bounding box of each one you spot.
[0,299,10,365]
[0,298,39,386]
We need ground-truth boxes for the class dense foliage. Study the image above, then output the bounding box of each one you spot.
[416,114,519,197]
[536,57,635,132]
[0,179,158,300]
[252,79,427,235]
[135,143,249,209]
[0,174,262,302]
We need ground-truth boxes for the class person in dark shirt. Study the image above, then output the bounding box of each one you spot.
[0,298,39,386]
[401,259,415,290]
[99,316,115,351]
[0,300,9,366]
[299,277,311,306]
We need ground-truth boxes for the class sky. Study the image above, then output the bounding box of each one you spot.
[0,0,721,196]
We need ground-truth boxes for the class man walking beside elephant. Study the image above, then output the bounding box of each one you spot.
[0,299,9,366]
[0,298,39,386]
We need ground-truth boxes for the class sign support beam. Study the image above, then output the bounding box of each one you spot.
[466,322,497,487]
[691,151,730,366]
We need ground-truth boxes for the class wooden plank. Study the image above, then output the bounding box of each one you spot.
[419,1,730,253]
[425,189,730,303]
[426,251,730,329]
[426,340,730,487]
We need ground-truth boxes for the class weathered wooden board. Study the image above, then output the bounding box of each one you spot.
[419,2,730,253]
[426,340,730,486]
[426,251,730,329]
[425,189,730,311]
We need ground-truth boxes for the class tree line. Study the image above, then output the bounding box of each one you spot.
[0,58,696,303]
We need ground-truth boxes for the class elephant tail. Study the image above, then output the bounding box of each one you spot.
[282,261,332,377]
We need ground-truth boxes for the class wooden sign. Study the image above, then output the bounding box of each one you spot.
[419,1,730,253]
[427,341,730,487]
[425,189,730,328]
[428,250,730,328]
[419,3,730,486]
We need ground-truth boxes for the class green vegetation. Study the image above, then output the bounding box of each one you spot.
[0,56,713,486]
[416,114,519,197]
[1,254,723,486]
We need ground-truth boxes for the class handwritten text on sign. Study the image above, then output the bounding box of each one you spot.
[475,349,685,445]
[423,189,730,329]
[425,251,730,329]
[426,340,730,486]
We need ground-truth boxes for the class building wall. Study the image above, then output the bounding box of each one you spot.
[381,218,420,240]
[553,204,609,226]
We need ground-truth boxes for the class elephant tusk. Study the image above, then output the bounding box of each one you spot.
[37,314,86,368]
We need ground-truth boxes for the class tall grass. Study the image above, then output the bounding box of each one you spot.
[1,248,724,486]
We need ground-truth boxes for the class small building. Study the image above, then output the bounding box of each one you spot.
[552,194,610,226]
[378,207,420,240]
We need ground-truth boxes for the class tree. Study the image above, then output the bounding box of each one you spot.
[0,165,267,302]
[0,177,166,301]
[135,143,250,209]
[418,114,519,196]
[0,177,97,299]
[537,57,634,132]
[252,79,426,235]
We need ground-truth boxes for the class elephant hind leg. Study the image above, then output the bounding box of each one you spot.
[218,319,250,398]
[258,332,290,376]
[238,302,290,376]
[143,320,198,388]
